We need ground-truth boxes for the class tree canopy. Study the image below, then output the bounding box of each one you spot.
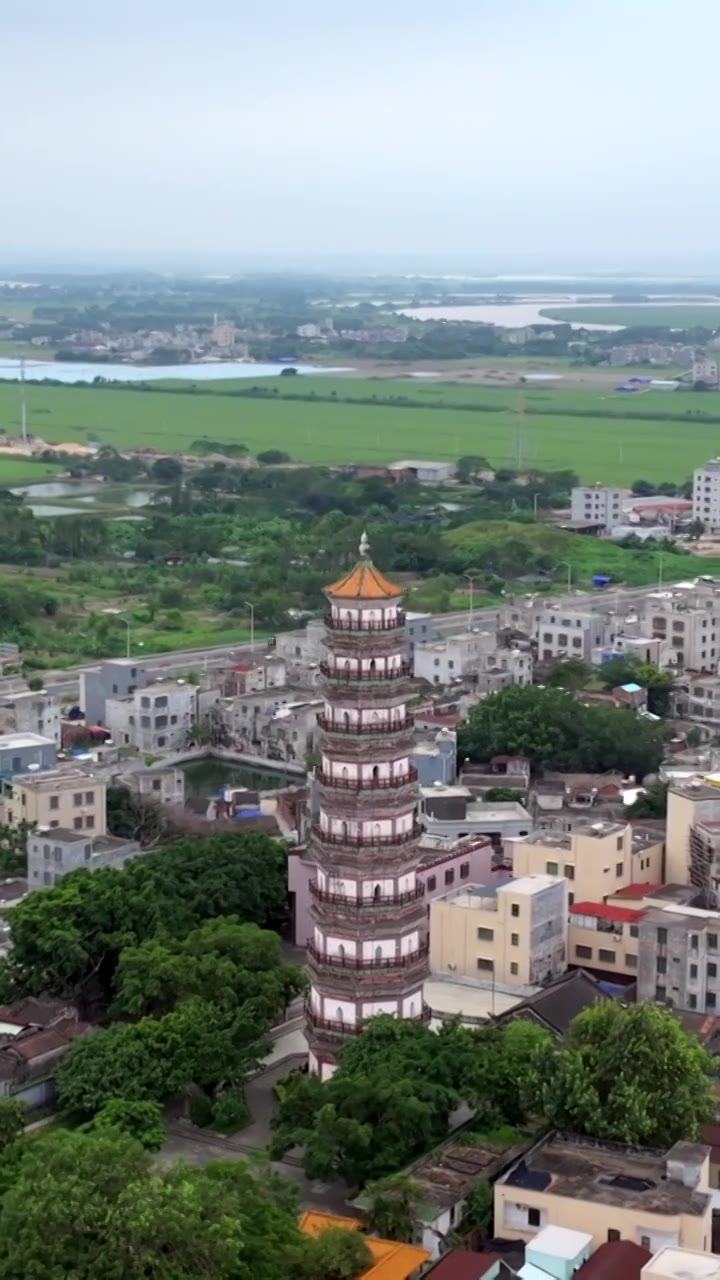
[596,654,675,717]
[458,684,666,777]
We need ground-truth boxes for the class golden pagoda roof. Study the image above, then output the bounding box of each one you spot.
[325,532,401,600]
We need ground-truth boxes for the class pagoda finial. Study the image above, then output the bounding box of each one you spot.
[359,530,370,559]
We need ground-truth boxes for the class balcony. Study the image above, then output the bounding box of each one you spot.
[325,613,405,633]
[309,880,425,908]
[311,823,422,849]
[305,1000,432,1038]
[307,942,429,972]
[317,714,413,736]
[316,768,417,792]
[320,661,412,683]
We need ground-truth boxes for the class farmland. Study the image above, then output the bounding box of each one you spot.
[2,374,720,482]
[540,303,720,328]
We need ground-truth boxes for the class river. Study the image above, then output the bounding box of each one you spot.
[399,300,622,330]
[0,358,354,385]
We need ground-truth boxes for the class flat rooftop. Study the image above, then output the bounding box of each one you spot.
[425,977,526,1024]
[645,1246,720,1277]
[498,1133,710,1216]
[0,732,55,750]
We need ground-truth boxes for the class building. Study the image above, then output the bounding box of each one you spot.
[430,877,567,990]
[512,823,665,908]
[0,689,60,745]
[423,1252,518,1280]
[413,729,457,787]
[405,611,434,658]
[304,532,429,1079]
[694,461,720,532]
[414,633,532,690]
[420,784,533,843]
[387,460,457,483]
[637,900,720,1013]
[119,765,185,808]
[494,967,610,1037]
[297,1211,429,1278]
[571,485,623,532]
[640,582,720,671]
[578,1241,652,1279]
[0,732,56,777]
[692,359,720,388]
[495,1133,712,1253]
[222,656,287,696]
[28,829,140,889]
[0,998,90,1107]
[105,681,199,752]
[535,606,612,664]
[211,319,236,348]
[80,658,148,727]
[643,1245,720,1277]
[524,1226,593,1278]
[0,766,106,834]
[568,899,645,979]
[666,778,720,901]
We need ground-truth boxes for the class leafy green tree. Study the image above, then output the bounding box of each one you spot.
[628,781,668,818]
[257,450,291,464]
[150,456,183,482]
[460,1178,493,1235]
[364,1174,422,1242]
[483,786,524,802]
[528,1003,714,1147]
[88,1099,165,1149]
[299,1228,373,1280]
[0,819,34,877]
[596,655,675,717]
[106,785,170,845]
[545,658,592,691]
[0,1099,25,1149]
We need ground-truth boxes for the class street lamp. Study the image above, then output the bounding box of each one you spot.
[102,608,131,659]
[463,573,477,631]
[558,561,573,593]
[245,601,255,653]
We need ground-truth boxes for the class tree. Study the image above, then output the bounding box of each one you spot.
[631,479,657,496]
[546,658,592,691]
[0,819,34,877]
[106,785,170,846]
[364,1175,422,1242]
[257,450,291,465]
[596,655,675,717]
[0,1127,304,1280]
[456,455,490,484]
[688,518,706,540]
[528,1003,714,1147]
[0,1099,24,1149]
[88,1099,165,1149]
[299,1228,373,1280]
[460,1178,493,1235]
[483,786,524,803]
[628,781,668,818]
[150,456,183,483]
[458,685,666,777]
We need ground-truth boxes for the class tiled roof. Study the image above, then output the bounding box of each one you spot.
[576,1240,651,1279]
[326,560,400,600]
[494,969,606,1035]
[297,1212,429,1280]
[570,901,646,924]
[424,1252,505,1280]
[612,882,661,898]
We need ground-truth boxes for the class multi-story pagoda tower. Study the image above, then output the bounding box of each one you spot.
[305,532,429,1079]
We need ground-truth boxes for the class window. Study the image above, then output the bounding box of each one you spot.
[54,848,62,864]
[691,934,699,950]
[690,964,698,979]
[152,779,161,792]
[511,903,519,917]
[460,862,470,880]
[689,994,698,1010]
[427,876,436,892]
[575,945,593,959]
[73,817,82,830]
[607,1230,620,1243]
[85,791,94,804]
[85,815,94,829]
[477,927,494,941]
[709,991,718,1008]
[641,1237,651,1251]
[476,958,494,971]
[616,835,623,852]
[511,934,519,947]
[572,637,582,648]
[155,716,168,729]
[49,795,59,811]
[444,869,454,886]
[73,792,82,806]
[709,934,718,951]
[510,963,519,976]
[657,956,667,974]
[564,865,574,880]
[170,715,177,725]
[157,737,166,747]
[154,695,168,709]
[626,954,637,968]
[545,861,558,876]
[528,1209,541,1228]
[655,985,666,1001]
[629,925,639,939]
[568,893,574,906]
[657,927,667,944]
[598,949,615,964]
[708,963,718,979]
[615,862,623,877]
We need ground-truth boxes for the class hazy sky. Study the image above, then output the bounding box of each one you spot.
[3,0,718,268]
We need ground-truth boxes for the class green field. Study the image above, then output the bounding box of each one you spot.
[541,303,720,328]
[0,457,61,484]
[4,374,720,482]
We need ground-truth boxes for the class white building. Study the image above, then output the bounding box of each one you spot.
[413,632,532,689]
[640,581,720,671]
[0,690,61,745]
[105,682,199,752]
[692,358,720,387]
[570,483,623,531]
[693,458,720,531]
[387,460,456,483]
[535,606,612,663]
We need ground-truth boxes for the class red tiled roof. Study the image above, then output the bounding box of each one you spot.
[576,1240,651,1279]
[612,882,660,899]
[570,901,646,924]
[424,1252,504,1280]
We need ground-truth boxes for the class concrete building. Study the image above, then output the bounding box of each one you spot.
[105,681,198,752]
[568,899,645,979]
[637,901,720,1013]
[222,655,287,696]
[0,767,106,834]
[0,998,90,1107]
[413,729,457,787]
[495,1132,712,1253]
[666,777,720,902]
[419,784,533,843]
[536,606,612,664]
[387,460,456,483]
[674,675,720,727]
[0,690,60,745]
[120,765,185,808]
[571,484,623,532]
[80,658,148,727]
[0,732,56,777]
[643,1246,720,1278]
[640,583,720,671]
[414,633,532,690]
[404,611,434,659]
[28,828,140,889]
[512,822,665,907]
[430,876,567,990]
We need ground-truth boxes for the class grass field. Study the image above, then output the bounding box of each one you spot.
[0,457,61,484]
[541,303,720,328]
[4,375,720,482]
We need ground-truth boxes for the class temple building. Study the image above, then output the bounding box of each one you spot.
[305,533,429,1079]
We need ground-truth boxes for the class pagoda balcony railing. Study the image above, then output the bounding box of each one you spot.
[315,768,417,792]
[311,823,422,849]
[317,714,414,736]
[306,942,429,972]
[325,613,405,633]
[309,880,425,907]
[319,661,412,682]
[305,1000,431,1037]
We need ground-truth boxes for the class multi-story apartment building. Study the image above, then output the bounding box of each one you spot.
[0,690,60,745]
[222,656,287,696]
[0,732,56,777]
[27,828,139,889]
[637,902,720,1014]
[105,682,199,752]
[0,767,107,835]
[535,607,612,664]
[495,1133,712,1254]
[673,674,720,726]
[413,633,532,689]
[119,766,185,808]
[666,778,720,903]
[570,484,623,531]
[430,876,567,990]
[693,458,720,531]
[512,822,665,907]
[567,898,645,979]
[640,584,720,672]
[80,658,148,727]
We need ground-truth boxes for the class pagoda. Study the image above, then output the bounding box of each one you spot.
[305,532,429,1079]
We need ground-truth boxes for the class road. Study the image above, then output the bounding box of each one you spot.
[0,579,686,704]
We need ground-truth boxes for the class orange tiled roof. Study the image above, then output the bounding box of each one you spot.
[298,1212,430,1280]
[326,560,401,600]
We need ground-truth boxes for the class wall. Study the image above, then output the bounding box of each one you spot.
[568,918,639,977]
[10,774,106,836]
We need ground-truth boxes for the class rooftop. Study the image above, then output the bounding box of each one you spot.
[528,1224,592,1259]
[498,1133,711,1216]
[494,969,608,1036]
[364,1127,531,1217]
[0,732,55,750]
[575,1240,651,1279]
[424,1251,507,1280]
[297,1212,429,1280]
[325,533,400,600]
[570,901,645,924]
[644,1246,720,1277]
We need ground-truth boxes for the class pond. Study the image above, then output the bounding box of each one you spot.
[180,757,296,799]
[11,479,157,515]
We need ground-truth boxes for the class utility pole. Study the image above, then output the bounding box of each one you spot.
[463,573,476,631]
[20,358,27,442]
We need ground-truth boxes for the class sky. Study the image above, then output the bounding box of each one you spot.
[2,0,719,270]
